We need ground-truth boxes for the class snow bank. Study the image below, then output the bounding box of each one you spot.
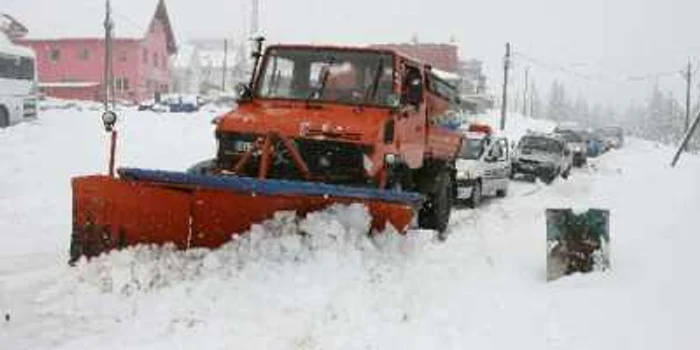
[464,109,555,142]
[2,104,700,349]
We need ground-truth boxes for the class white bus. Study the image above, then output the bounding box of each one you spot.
[0,32,37,128]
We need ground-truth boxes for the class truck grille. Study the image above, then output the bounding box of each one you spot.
[216,132,371,185]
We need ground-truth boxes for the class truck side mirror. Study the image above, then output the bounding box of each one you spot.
[406,78,423,106]
[235,83,252,103]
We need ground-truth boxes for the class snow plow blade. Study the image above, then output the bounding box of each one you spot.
[70,168,422,263]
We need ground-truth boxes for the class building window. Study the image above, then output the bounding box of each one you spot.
[142,49,148,64]
[153,53,158,67]
[49,48,60,63]
[78,48,90,60]
[115,77,130,92]
[119,51,128,62]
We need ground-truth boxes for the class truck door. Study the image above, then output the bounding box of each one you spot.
[395,61,427,169]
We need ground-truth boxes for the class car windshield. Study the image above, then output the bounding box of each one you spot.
[599,127,622,137]
[459,138,486,160]
[556,131,583,143]
[519,136,562,153]
[255,48,394,107]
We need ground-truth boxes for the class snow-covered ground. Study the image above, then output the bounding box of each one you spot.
[1,106,699,349]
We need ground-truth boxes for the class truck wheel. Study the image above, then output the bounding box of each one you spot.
[468,181,482,208]
[0,107,9,128]
[418,169,453,236]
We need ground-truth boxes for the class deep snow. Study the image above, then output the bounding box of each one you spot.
[1,106,699,349]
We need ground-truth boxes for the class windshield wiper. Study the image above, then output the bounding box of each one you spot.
[363,58,385,106]
[305,56,335,108]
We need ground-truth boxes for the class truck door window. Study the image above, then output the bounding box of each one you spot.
[402,66,423,107]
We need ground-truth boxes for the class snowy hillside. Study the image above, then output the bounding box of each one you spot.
[1,106,699,349]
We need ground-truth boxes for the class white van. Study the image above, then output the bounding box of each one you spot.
[455,125,510,208]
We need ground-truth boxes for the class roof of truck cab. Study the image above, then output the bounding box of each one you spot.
[264,44,422,64]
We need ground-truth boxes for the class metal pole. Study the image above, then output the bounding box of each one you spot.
[103,0,113,110]
[671,110,700,167]
[222,39,228,91]
[522,67,529,116]
[500,42,510,130]
[685,59,692,133]
[251,0,260,35]
[109,130,117,177]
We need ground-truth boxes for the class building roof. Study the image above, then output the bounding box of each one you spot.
[370,43,460,73]
[0,13,28,39]
[5,0,176,53]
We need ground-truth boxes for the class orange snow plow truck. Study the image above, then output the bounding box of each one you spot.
[70,39,463,263]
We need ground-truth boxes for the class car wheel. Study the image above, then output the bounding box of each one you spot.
[0,107,9,128]
[543,168,558,184]
[496,185,508,198]
[468,180,482,208]
[561,167,570,179]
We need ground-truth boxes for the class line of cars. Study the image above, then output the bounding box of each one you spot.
[453,123,624,208]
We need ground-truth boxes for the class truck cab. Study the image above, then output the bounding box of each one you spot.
[207,41,462,234]
[455,124,510,208]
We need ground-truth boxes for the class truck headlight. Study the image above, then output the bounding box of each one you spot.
[233,140,253,152]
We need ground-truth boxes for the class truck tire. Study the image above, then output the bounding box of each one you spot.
[418,168,453,236]
[468,180,482,208]
[0,107,9,128]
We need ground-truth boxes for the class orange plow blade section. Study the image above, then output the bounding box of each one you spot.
[70,169,422,263]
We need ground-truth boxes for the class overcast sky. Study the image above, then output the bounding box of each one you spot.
[6,0,700,107]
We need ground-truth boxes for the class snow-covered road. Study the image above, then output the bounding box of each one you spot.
[1,107,699,349]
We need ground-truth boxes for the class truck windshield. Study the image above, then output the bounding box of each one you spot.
[519,137,562,153]
[256,48,394,107]
[459,138,485,160]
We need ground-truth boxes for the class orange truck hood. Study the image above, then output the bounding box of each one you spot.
[217,101,392,144]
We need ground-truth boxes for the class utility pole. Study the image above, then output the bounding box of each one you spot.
[522,67,529,116]
[500,42,511,130]
[530,81,536,117]
[684,59,692,133]
[103,0,114,110]
[251,0,260,35]
[222,39,228,91]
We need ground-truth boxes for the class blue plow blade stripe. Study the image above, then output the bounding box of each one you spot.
[118,168,424,207]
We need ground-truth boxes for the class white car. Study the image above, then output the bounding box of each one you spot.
[454,127,510,208]
[511,133,573,184]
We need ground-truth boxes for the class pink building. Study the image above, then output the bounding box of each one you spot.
[11,0,176,102]
[370,43,460,73]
